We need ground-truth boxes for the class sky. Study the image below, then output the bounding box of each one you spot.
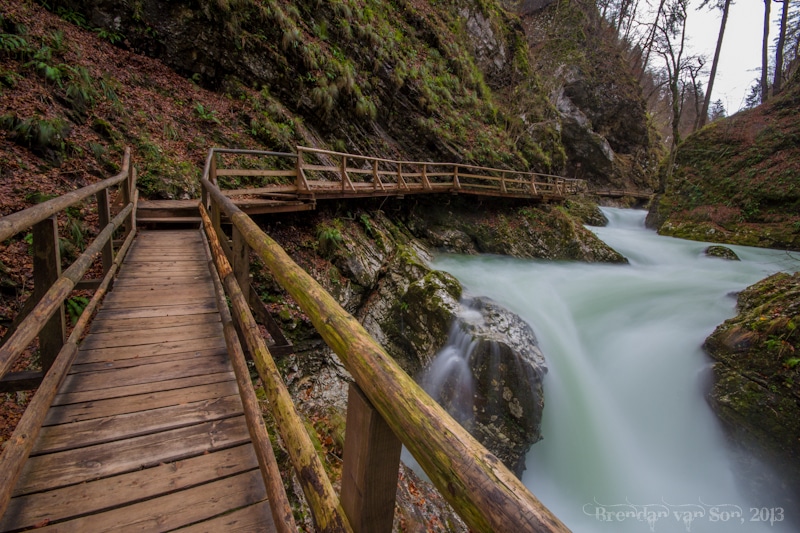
[684,0,782,113]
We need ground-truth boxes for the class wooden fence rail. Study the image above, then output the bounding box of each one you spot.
[0,149,137,519]
[208,146,586,202]
[200,147,569,533]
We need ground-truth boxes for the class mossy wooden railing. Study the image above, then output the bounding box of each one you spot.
[0,149,137,517]
[210,146,586,201]
[201,147,570,533]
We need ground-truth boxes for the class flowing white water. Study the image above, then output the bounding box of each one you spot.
[430,208,799,533]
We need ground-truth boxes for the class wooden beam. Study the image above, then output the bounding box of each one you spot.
[96,188,114,274]
[0,371,43,393]
[0,149,130,242]
[200,204,353,533]
[33,216,65,373]
[202,229,297,533]
[341,383,401,533]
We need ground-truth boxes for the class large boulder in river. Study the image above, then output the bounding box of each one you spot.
[704,272,800,506]
[421,297,546,476]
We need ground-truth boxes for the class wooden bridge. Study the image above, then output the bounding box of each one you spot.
[0,148,574,532]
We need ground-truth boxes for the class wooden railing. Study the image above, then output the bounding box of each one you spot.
[201,147,569,533]
[0,149,137,517]
[209,146,586,200]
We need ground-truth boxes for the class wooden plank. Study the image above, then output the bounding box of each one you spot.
[33,395,243,454]
[61,353,230,392]
[72,343,227,369]
[177,500,277,533]
[31,470,266,532]
[75,335,227,363]
[0,445,259,531]
[88,312,220,333]
[78,322,222,350]
[51,371,234,406]
[91,301,219,320]
[111,274,212,285]
[44,380,239,425]
[13,415,251,496]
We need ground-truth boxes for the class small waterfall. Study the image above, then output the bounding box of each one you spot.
[419,305,483,425]
[430,209,800,532]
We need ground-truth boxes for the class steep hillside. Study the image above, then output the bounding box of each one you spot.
[647,68,800,251]
[32,0,659,190]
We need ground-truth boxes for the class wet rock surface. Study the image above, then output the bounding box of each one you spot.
[704,272,800,511]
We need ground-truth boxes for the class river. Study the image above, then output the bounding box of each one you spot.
[429,208,799,533]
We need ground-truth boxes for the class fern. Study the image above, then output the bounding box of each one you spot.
[66,296,90,325]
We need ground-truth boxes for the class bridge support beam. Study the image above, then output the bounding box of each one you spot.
[341,383,402,533]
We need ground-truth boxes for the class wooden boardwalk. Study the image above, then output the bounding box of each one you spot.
[0,230,276,532]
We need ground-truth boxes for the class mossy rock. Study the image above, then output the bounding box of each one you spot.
[704,272,800,500]
[705,245,740,261]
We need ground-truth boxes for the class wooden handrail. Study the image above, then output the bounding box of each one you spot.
[203,145,585,201]
[0,147,137,516]
[0,148,130,242]
[200,159,569,532]
[0,201,133,380]
[200,221,298,533]
[200,204,352,533]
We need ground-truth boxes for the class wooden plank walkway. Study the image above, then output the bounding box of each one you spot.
[0,230,277,532]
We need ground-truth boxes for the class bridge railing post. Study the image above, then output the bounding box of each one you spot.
[96,189,114,275]
[32,216,65,374]
[232,225,250,299]
[341,382,402,533]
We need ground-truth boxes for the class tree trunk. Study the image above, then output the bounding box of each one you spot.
[773,0,790,95]
[762,0,772,103]
[700,0,732,128]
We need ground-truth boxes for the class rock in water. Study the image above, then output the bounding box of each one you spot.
[422,297,547,476]
[704,245,740,261]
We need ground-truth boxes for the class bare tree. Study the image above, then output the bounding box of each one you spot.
[773,0,791,94]
[762,0,772,102]
[653,0,691,168]
[698,0,733,128]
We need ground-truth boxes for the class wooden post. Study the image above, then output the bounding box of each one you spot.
[341,155,347,192]
[120,169,132,238]
[530,174,538,196]
[95,189,114,274]
[421,164,432,190]
[453,165,461,190]
[397,163,408,191]
[232,225,250,296]
[500,172,507,194]
[372,160,379,191]
[210,152,218,186]
[341,383,402,533]
[32,216,65,373]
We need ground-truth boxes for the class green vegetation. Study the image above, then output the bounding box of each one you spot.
[316,221,343,258]
[652,70,800,250]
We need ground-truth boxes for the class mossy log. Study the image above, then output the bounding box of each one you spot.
[200,205,352,533]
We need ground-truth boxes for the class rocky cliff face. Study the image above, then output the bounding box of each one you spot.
[46,0,658,191]
[704,272,800,510]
